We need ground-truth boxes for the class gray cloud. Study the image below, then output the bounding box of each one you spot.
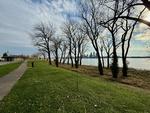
[0,0,77,55]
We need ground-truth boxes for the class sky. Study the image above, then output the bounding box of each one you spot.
[0,0,78,55]
[0,0,149,56]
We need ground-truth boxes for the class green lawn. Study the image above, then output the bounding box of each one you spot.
[0,61,150,113]
[0,62,22,77]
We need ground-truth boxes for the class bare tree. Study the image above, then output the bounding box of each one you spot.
[51,37,63,67]
[99,0,122,78]
[101,36,113,68]
[104,0,150,27]
[79,40,88,66]
[80,0,104,75]
[62,20,75,67]
[59,40,68,64]
[72,24,87,68]
[100,35,123,69]
[141,0,150,10]
[62,19,88,68]
[99,43,105,68]
[101,0,146,77]
[120,7,146,77]
[31,22,55,65]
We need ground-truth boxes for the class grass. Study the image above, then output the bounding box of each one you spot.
[0,61,150,113]
[0,62,22,77]
[60,64,150,90]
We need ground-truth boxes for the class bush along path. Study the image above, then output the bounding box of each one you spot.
[0,61,27,100]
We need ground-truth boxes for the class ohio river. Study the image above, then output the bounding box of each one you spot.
[82,58,150,70]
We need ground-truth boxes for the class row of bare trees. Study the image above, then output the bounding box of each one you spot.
[62,20,88,68]
[31,21,88,68]
[79,0,149,78]
[31,0,150,78]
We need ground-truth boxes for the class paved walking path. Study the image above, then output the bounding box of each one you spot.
[0,61,27,100]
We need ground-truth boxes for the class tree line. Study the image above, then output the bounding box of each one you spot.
[31,0,150,78]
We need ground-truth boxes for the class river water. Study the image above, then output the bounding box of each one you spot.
[82,58,150,70]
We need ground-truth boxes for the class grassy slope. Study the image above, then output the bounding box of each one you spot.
[60,64,150,90]
[0,61,150,113]
[0,62,22,77]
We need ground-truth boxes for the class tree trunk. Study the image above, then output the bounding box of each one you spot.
[107,53,110,68]
[100,50,104,68]
[122,58,128,77]
[59,55,62,64]
[97,51,103,75]
[55,49,59,67]
[59,50,64,64]
[48,51,52,65]
[43,54,46,60]
[111,35,118,78]
[62,59,66,64]
[62,55,67,64]
[62,50,67,64]
[70,53,74,67]
[80,56,82,66]
[75,60,79,68]
[67,56,70,64]
[69,39,73,67]
[69,48,73,67]
[121,37,128,77]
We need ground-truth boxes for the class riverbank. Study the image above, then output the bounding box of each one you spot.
[0,61,150,113]
[59,63,150,90]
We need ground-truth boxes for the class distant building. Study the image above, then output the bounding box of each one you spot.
[2,54,26,62]
[2,55,15,61]
[0,52,28,62]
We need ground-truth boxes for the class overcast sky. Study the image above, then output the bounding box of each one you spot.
[0,0,149,56]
